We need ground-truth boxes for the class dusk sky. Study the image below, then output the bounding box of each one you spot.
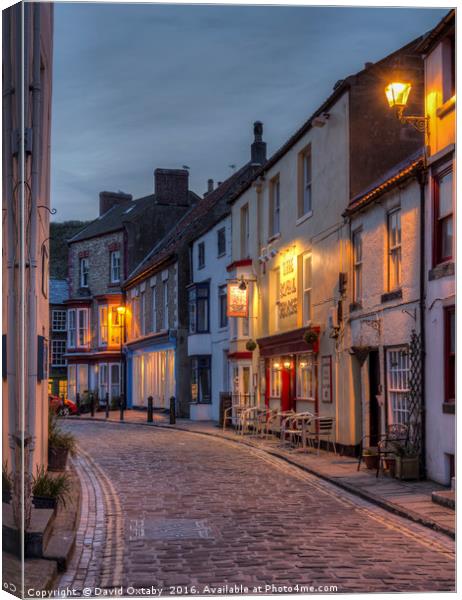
[51,3,446,221]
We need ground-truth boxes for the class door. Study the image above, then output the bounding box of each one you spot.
[280,360,296,412]
[368,351,381,446]
[231,363,253,406]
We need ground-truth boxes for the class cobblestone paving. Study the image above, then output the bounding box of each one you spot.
[61,421,455,595]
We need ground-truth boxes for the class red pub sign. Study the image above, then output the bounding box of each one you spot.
[227,282,249,317]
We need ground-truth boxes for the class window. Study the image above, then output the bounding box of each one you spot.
[99,305,108,346]
[434,168,453,264]
[198,242,205,269]
[51,340,66,366]
[217,227,226,257]
[68,309,76,348]
[269,176,280,237]
[302,253,312,325]
[297,353,314,400]
[270,359,282,398]
[110,250,121,283]
[151,286,157,332]
[387,209,401,290]
[188,283,209,333]
[298,147,312,218]
[41,246,49,297]
[78,309,89,347]
[140,291,146,335]
[444,306,455,403]
[110,363,121,399]
[386,348,410,425]
[109,307,121,346]
[191,356,211,403]
[442,34,455,103]
[68,364,88,401]
[79,257,89,288]
[219,285,228,328]
[99,364,108,401]
[352,229,362,304]
[240,204,249,258]
[162,281,169,330]
[52,310,66,332]
[273,268,280,331]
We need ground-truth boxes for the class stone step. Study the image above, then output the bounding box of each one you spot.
[432,490,455,510]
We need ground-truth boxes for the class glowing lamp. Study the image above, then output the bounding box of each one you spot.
[283,360,292,369]
[385,82,411,109]
[116,306,126,316]
[273,362,281,369]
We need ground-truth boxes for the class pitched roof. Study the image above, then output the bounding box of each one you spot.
[68,191,200,244]
[343,148,425,216]
[50,278,69,305]
[124,161,260,286]
[416,10,454,54]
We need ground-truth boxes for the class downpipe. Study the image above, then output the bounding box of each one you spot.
[417,168,427,478]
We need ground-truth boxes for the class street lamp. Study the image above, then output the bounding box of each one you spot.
[385,81,428,133]
[116,305,127,406]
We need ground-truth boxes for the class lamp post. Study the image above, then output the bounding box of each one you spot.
[385,81,428,134]
[116,306,127,409]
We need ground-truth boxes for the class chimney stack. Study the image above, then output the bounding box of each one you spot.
[251,121,266,165]
[154,168,189,206]
[99,191,133,216]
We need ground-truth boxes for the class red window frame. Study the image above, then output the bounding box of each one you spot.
[433,166,453,266]
[444,306,455,403]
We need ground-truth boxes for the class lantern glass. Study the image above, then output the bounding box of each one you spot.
[116,306,126,315]
[385,82,411,108]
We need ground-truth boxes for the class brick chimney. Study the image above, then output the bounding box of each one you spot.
[251,121,267,165]
[154,168,189,206]
[99,191,133,216]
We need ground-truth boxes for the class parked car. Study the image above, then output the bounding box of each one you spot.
[49,395,78,417]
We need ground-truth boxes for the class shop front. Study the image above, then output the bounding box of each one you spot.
[257,327,320,415]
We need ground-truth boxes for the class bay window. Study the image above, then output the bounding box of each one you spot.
[434,168,453,264]
[191,356,211,403]
[78,309,89,347]
[99,305,108,346]
[188,283,209,333]
[68,310,76,347]
[109,307,121,345]
[51,340,66,366]
[68,308,89,348]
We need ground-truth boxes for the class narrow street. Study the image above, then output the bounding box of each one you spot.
[58,421,455,595]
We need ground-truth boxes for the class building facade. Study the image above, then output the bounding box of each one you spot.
[49,279,69,398]
[227,37,425,454]
[420,11,455,485]
[65,172,198,405]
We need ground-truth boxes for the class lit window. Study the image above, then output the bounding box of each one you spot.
[269,176,280,237]
[217,228,226,257]
[109,307,121,345]
[79,257,89,288]
[270,359,282,398]
[388,209,401,290]
[51,340,66,366]
[297,354,314,400]
[52,310,67,332]
[110,250,121,283]
[298,147,312,218]
[352,230,362,304]
[99,305,108,346]
[302,253,312,325]
[198,242,205,269]
[434,168,453,264]
[188,283,209,334]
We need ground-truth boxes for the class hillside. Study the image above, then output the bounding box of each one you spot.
[50,220,90,279]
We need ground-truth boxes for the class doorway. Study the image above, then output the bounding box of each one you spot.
[368,351,381,447]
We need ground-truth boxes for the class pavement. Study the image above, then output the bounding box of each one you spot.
[54,418,455,595]
[72,409,456,538]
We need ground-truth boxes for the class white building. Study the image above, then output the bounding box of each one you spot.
[188,215,232,421]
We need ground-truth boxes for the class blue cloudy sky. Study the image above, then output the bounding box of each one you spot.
[51,2,446,220]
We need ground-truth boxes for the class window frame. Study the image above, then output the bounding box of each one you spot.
[269,359,282,399]
[110,250,121,283]
[79,257,89,288]
[151,285,157,333]
[162,280,169,330]
[218,285,228,329]
[50,340,67,367]
[298,146,312,219]
[444,306,455,404]
[188,283,210,334]
[190,355,212,404]
[352,228,363,304]
[99,305,108,346]
[302,252,312,326]
[387,208,402,291]
[217,227,226,257]
[269,175,281,238]
[296,353,315,401]
[240,204,250,258]
[386,346,410,426]
[433,166,453,266]
[52,309,67,332]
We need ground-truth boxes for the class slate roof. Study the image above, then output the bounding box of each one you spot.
[68,191,200,244]
[50,278,69,305]
[124,161,261,286]
[343,148,425,216]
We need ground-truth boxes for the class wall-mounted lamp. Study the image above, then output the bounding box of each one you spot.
[283,360,292,369]
[385,81,428,133]
[238,276,247,291]
[117,306,126,316]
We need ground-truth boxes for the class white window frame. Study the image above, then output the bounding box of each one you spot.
[99,305,108,346]
[68,309,76,348]
[302,253,312,325]
[78,308,90,347]
[51,340,66,367]
[110,250,121,283]
[140,291,146,336]
[388,208,401,291]
[352,229,362,304]
[240,204,249,259]
[386,347,410,426]
[296,353,315,400]
[299,147,312,218]
[270,359,282,399]
[270,176,280,238]
[217,227,226,257]
[52,310,67,332]
[79,257,89,288]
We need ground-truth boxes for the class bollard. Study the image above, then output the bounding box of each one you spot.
[147,396,153,423]
[119,393,125,421]
[90,393,95,417]
[169,396,176,425]
[76,393,80,416]
[105,393,110,418]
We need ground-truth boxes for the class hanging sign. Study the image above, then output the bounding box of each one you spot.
[227,283,249,317]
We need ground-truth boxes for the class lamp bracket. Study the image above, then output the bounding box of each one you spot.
[396,107,429,134]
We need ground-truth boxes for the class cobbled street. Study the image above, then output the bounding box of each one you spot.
[59,421,455,595]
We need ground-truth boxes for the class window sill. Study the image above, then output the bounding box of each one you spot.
[217,252,226,259]
[349,302,363,313]
[268,233,281,244]
[381,289,402,303]
[296,211,313,226]
[442,402,455,415]
[429,261,454,281]
[197,265,205,271]
[436,95,456,119]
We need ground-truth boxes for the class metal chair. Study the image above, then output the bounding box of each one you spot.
[306,416,337,455]
[376,423,409,478]
[266,410,296,440]
[280,412,314,449]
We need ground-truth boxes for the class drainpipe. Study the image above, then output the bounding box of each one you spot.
[417,167,427,478]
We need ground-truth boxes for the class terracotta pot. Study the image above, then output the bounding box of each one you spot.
[48,447,69,471]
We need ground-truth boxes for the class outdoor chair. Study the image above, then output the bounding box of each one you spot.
[255,407,277,438]
[305,416,337,455]
[239,406,261,436]
[280,412,314,449]
[357,423,409,477]
[265,410,296,440]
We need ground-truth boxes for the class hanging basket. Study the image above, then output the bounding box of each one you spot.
[245,340,257,352]
[303,329,319,345]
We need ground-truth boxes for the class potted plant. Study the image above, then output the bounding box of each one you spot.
[48,413,76,471]
[303,329,319,345]
[363,447,379,470]
[394,444,420,480]
[32,466,71,509]
[2,462,12,504]
[246,339,257,352]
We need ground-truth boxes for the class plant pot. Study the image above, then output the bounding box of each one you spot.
[32,495,57,510]
[363,453,379,470]
[48,446,69,472]
[384,457,396,478]
[2,489,12,504]
[395,455,420,480]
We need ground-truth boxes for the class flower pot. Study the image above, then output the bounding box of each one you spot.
[32,495,57,510]
[364,453,379,470]
[2,489,12,504]
[395,456,420,480]
[48,447,69,472]
[384,457,396,478]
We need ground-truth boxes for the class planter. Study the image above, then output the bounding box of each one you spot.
[32,495,57,510]
[363,452,379,470]
[384,457,396,478]
[48,447,69,472]
[2,489,12,504]
[395,455,420,480]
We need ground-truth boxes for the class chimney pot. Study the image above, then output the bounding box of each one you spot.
[208,179,214,192]
[251,121,266,165]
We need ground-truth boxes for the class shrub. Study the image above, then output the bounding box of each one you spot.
[49,412,76,455]
[2,462,12,492]
[32,466,72,507]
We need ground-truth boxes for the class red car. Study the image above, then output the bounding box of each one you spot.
[49,394,78,417]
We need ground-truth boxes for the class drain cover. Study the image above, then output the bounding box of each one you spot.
[129,518,213,541]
